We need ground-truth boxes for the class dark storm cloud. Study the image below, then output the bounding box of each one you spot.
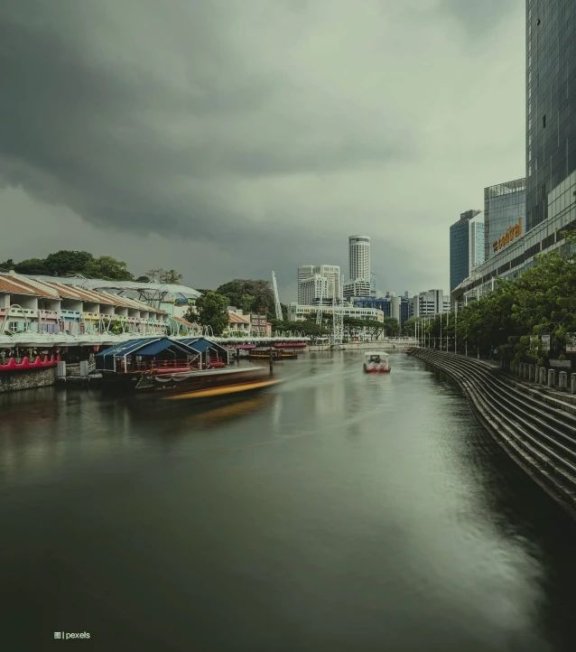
[0,0,411,246]
[0,0,524,294]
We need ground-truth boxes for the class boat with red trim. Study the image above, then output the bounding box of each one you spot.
[363,351,391,374]
[95,336,273,394]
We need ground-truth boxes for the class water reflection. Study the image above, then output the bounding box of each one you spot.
[0,353,574,651]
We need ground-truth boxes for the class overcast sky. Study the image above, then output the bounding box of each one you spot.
[0,0,525,300]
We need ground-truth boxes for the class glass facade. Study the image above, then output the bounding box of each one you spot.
[526,0,576,230]
[484,178,526,260]
[449,210,480,291]
[469,220,485,269]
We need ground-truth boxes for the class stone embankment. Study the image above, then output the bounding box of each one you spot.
[0,367,56,394]
[408,348,576,517]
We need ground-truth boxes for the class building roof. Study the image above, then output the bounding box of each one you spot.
[228,311,251,325]
[0,272,60,299]
[96,337,200,359]
[29,276,201,300]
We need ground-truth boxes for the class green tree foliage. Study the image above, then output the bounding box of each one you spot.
[192,291,229,335]
[45,250,94,276]
[3,250,136,280]
[13,258,51,274]
[145,268,183,284]
[0,258,15,270]
[85,256,134,280]
[216,279,275,317]
[444,247,576,364]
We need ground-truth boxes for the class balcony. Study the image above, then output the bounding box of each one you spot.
[82,312,100,319]
[39,309,60,320]
[61,309,82,319]
[8,306,37,317]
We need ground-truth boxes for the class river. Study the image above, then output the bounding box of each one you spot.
[1,351,576,651]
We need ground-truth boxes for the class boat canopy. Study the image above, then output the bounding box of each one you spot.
[95,337,203,371]
[179,337,229,358]
[364,351,389,360]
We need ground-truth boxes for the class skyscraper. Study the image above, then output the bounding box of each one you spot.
[348,235,371,282]
[469,218,485,271]
[297,264,341,304]
[526,1,576,230]
[449,210,481,291]
[484,178,526,260]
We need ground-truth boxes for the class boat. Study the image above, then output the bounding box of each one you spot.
[247,348,298,360]
[95,336,274,394]
[363,351,391,374]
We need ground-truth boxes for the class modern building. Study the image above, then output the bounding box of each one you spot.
[469,217,485,271]
[297,265,341,304]
[453,169,576,304]
[287,303,384,323]
[348,235,371,283]
[449,210,481,291]
[343,279,372,300]
[411,290,450,318]
[484,178,526,261]
[352,297,391,318]
[526,1,576,230]
[453,1,576,305]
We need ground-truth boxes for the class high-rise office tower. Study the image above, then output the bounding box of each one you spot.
[449,210,481,291]
[484,178,526,260]
[526,1,576,230]
[297,264,341,304]
[469,218,485,271]
[348,235,371,282]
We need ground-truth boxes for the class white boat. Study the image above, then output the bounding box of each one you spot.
[363,351,391,374]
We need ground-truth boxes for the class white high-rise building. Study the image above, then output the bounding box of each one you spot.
[469,217,485,271]
[412,290,449,317]
[297,264,341,304]
[348,235,371,282]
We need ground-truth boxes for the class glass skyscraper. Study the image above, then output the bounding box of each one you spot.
[526,0,576,230]
[484,178,526,260]
[449,210,481,291]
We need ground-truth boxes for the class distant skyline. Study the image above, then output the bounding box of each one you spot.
[0,0,524,302]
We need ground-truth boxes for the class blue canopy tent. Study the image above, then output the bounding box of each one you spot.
[180,337,229,366]
[96,337,203,373]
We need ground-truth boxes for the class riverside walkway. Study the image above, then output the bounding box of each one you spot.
[408,348,576,518]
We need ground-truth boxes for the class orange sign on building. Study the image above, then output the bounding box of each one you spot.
[492,218,523,253]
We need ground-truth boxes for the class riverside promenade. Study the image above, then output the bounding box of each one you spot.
[408,348,576,518]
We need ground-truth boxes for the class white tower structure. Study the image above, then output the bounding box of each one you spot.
[348,235,371,282]
[297,264,341,305]
[271,271,283,321]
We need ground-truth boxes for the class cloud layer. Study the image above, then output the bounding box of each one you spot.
[0,0,525,297]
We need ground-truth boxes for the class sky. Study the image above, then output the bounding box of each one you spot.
[0,0,525,301]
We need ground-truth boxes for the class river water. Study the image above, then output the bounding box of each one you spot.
[1,351,576,651]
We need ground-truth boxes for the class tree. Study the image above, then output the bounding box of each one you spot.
[159,269,183,284]
[192,291,229,335]
[383,317,399,336]
[216,279,275,318]
[14,258,50,275]
[44,250,94,276]
[145,268,183,284]
[0,258,15,270]
[85,256,133,280]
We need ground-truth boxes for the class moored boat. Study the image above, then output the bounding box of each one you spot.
[95,336,273,394]
[363,351,391,374]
